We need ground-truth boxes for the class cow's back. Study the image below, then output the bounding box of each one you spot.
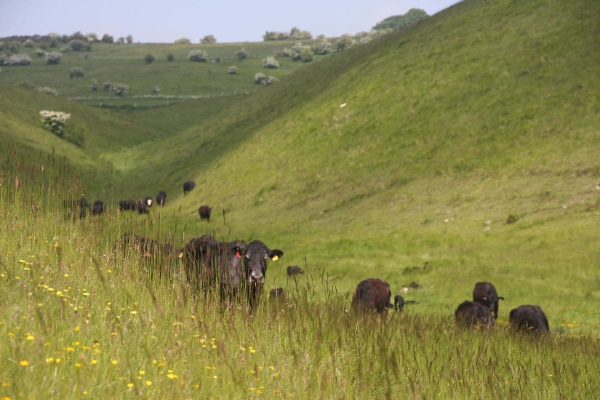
[352,279,392,313]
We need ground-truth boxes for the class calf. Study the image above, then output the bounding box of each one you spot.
[351,279,392,314]
[509,305,550,333]
[198,205,212,222]
[92,200,104,215]
[473,282,504,319]
[287,265,304,276]
[455,300,495,328]
[183,181,196,195]
[156,191,167,206]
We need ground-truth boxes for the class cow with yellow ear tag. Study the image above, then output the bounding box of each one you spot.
[243,240,284,309]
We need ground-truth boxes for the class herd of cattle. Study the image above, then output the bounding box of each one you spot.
[66,181,549,332]
[64,181,211,220]
[351,278,550,333]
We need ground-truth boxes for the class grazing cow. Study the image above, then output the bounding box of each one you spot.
[393,295,405,312]
[118,199,137,211]
[137,201,149,214]
[287,265,304,276]
[269,288,285,300]
[455,300,495,328]
[198,205,212,222]
[243,240,284,309]
[156,191,167,206]
[144,196,153,207]
[92,200,104,215]
[183,181,196,195]
[473,282,504,319]
[351,279,392,314]
[509,305,550,333]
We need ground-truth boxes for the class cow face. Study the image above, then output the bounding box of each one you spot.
[243,240,283,285]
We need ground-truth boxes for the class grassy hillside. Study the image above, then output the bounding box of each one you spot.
[96,0,600,333]
[0,41,330,107]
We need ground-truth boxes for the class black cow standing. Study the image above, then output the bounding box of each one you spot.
[509,305,550,333]
[287,266,304,276]
[393,295,405,312]
[473,282,504,319]
[118,200,137,211]
[92,200,104,215]
[455,300,495,328]
[243,240,284,309]
[137,201,149,214]
[270,288,285,300]
[199,205,212,222]
[144,196,153,207]
[156,191,167,206]
[183,181,196,195]
[351,279,392,314]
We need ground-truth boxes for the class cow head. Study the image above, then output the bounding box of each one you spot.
[243,240,284,284]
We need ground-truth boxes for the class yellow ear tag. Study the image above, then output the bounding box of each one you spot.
[271,255,279,261]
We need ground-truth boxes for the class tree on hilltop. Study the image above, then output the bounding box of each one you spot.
[372,9,429,31]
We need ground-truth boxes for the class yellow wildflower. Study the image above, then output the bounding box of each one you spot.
[19,360,29,367]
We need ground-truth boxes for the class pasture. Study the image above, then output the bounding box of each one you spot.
[1,0,600,397]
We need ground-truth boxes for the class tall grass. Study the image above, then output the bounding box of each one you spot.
[1,151,599,399]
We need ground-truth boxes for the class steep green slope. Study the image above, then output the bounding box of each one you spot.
[107,0,600,332]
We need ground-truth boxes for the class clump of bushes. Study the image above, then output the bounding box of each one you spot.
[254,73,278,86]
[69,67,84,79]
[235,47,248,60]
[144,54,155,64]
[60,46,71,53]
[5,54,32,66]
[126,35,133,44]
[312,40,332,55]
[45,51,62,65]
[38,86,58,96]
[102,34,114,43]
[335,34,354,51]
[151,85,160,93]
[39,110,85,147]
[228,66,238,74]
[214,56,221,63]
[290,42,313,62]
[188,50,208,62]
[23,39,35,48]
[263,27,312,41]
[175,38,191,44]
[201,35,217,44]
[0,55,6,66]
[166,53,174,62]
[265,76,278,85]
[69,40,91,51]
[35,49,46,57]
[90,80,98,91]
[116,37,125,45]
[263,56,279,68]
[104,81,129,96]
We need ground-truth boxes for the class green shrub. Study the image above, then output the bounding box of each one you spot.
[152,85,160,93]
[37,86,58,96]
[290,27,312,40]
[63,122,86,147]
[35,49,46,57]
[45,51,62,65]
[335,34,354,51]
[87,33,98,42]
[126,35,133,44]
[101,34,114,43]
[117,37,125,45]
[299,47,313,62]
[313,40,332,55]
[188,50,208,62]
[60,46,71,53]
[166,53,174,62]
[6,54,32,66]
[69,40,91,51]
[316,34,326,41]
[144,54,155,64]
[69,67,84,78]
[263,56,279,68]
[201,35,217,44]
[108,82,129,97]
[24,39,35,48]
[214,55,221,63]
[40,110,70,135]
[236,47,248,60]
[228,66,238,74]
[175,38,191,44]
[266,76,278,85]
[103,81,112,91]
[90,80,98,91]
[48,40,57,48]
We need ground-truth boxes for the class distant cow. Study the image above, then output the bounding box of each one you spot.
[144,196,153,207]
[137,201,149,214]
[183,181,196,195]
[351,279,392,314]
[156,191,167,206]
[198,205,212,222]
[473,282,504,319]
[118,200,137,211]
[91,200,104,215]
[393,295,405,312]
[269,288,285,300]
[287,266,304,276]
[509,305,550,333]
[455,300,495,328]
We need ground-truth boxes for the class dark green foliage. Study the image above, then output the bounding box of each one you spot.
[45,51,62,65]
[174,38,191,44]
[166,53,174,62]
[335,34,354,51]
[373,8,429,31]
[201,35,217,44]
[101,34,114,43]
[69,40,91,51]
[69,67,84,78]
[63,122,86,147]
[144,54,155,64]
[235,47,248,60]
[188,50,208,62]
[228,66,238,74]
[126,35,133,44]
[264,27,312,41]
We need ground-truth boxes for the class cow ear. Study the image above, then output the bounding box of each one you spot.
[269,249,284,261]
[483,296,488,300]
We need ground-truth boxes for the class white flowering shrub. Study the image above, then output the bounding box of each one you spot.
[201,35,217,44]
[188,50,208,62]
[90,80,98,91]
[151,85,160,93]
[335,34,354,51]
[69,40,91,51]
[254,72,267,84]
[263,56,279,68]
[266,76,278,86]
[0,54,7,66]
[313,40,332,55]
[24,39,35,48]
[291,42,311,61]
[40,110,71,136]
[228,66,238,74]
[235,48,248,60]
[7,54,32,66]
[175,38,191,44]
[35,49,46,57]
[109,82,129,97]
[45,51,62,65]
[38,87,58,96]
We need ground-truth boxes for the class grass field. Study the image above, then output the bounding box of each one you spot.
[1,0,600,397]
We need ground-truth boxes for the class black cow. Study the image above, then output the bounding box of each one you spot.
[183,181,196,195]
[473,282,504,319]
[137,201,149,214]
[269,288,285,300]
[118,200,137,211]
[156,191,167,206]
[199,205,212,222]
[509,305,550,333]
[243,240,284,309]
[351,279,392,314]
[64,197,89,220]
[455,300,495,328]
[144,196,153,207]
[92,200,104,215]
[393,295,405,312]
[287,266,304,276]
